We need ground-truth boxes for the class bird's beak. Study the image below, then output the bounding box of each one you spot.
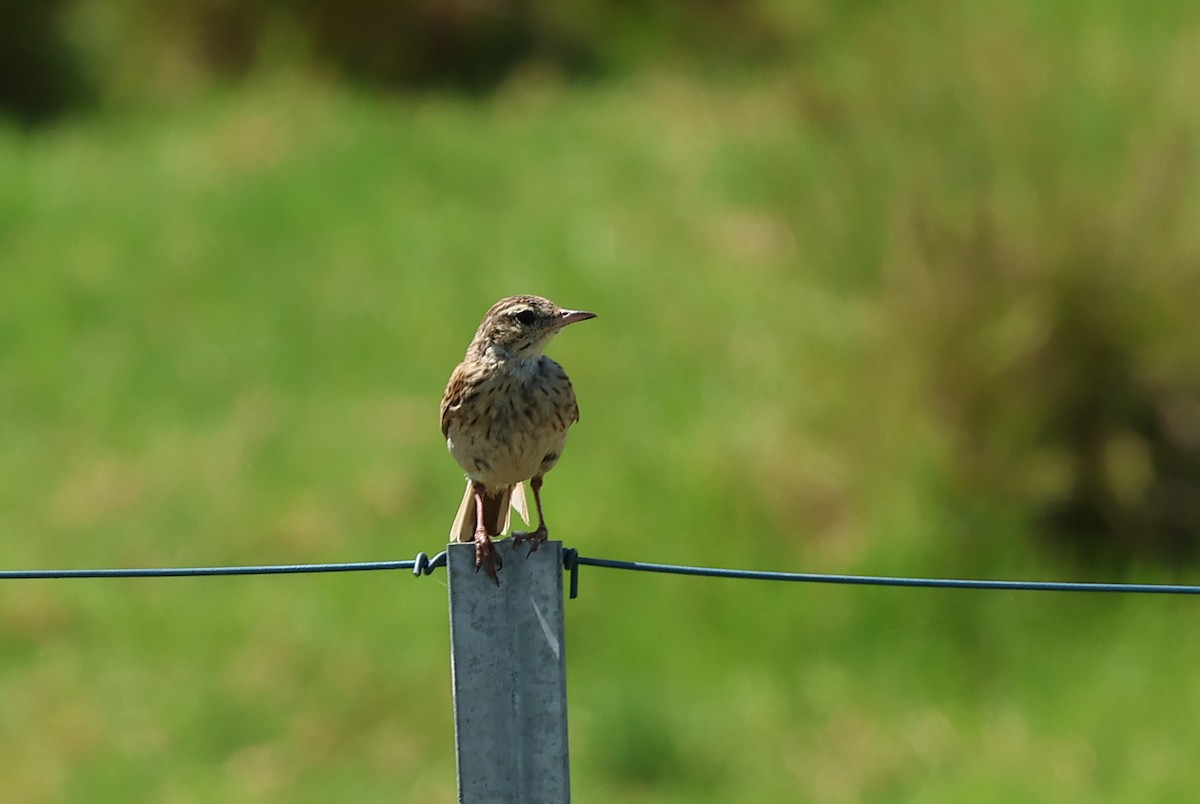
[559,309,597,326]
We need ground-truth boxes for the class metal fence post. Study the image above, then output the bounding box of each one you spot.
[447,539,571,803]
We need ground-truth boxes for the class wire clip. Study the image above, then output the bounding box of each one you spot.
[413,551,448,577]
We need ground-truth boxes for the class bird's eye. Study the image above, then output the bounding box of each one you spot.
[514,310,537,326]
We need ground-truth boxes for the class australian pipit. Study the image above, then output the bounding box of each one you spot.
[440,295,595,583]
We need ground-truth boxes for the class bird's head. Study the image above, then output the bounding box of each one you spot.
[470,295,596,359]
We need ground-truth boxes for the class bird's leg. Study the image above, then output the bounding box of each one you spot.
[472,482,502,584]
[512,475,549,556]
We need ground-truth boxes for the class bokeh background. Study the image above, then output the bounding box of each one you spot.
[4,1,1200,800]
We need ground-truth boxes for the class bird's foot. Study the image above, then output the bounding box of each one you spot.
[474,531,502,585]
[511,524,549,557]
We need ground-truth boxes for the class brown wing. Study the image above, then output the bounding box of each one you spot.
[544,358,580,427]
[567,377,580,425]
[440,361,472,439]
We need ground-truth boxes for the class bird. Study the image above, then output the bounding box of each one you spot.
[440,295,595,583]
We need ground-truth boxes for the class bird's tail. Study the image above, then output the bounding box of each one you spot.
[449,481,530,542]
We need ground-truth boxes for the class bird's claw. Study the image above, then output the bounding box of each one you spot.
[474,534,502,585]
[511,526,549,557]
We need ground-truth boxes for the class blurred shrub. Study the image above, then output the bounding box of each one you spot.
[894,150,1200,570]
[7,0,802,113]
[814,1,1200,570]
[293,0,591,91]
[0,0,89,123]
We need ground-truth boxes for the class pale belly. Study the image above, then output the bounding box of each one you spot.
[447,424,567,489]
[443,355,576,490]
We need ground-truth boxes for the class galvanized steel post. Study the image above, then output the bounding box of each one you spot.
[447,539,571,803]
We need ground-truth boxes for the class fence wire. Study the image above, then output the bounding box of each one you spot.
[3,548,1200,602]
[0,553,447,580]
[559,550,1200,599]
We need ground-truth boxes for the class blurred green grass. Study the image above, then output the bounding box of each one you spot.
[4,3,1200,800]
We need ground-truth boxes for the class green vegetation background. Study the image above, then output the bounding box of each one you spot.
[3,2,1200,801]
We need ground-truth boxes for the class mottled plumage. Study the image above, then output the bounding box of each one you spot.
[440,295,595,582]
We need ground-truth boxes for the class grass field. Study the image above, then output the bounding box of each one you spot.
[3,3,1200,800]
